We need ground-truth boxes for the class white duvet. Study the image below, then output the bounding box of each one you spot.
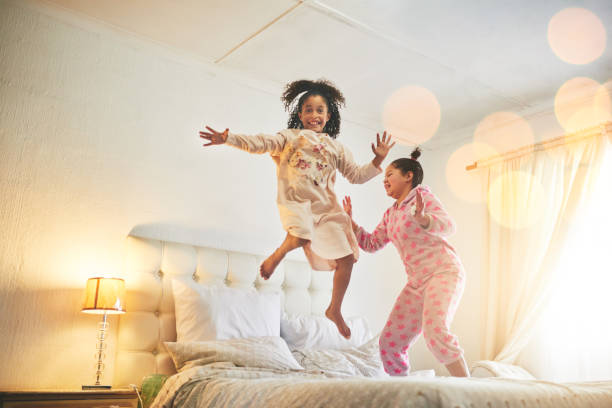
[151,336,612,408]
[151,361,612,408]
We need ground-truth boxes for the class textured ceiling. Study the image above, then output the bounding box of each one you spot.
[43,0,612,148]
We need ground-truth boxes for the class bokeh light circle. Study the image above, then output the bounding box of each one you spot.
[446,142,498,203]
[548,8,606,65]
[474,112,534,159]
[554,77,612,133]
[382,85,440,145]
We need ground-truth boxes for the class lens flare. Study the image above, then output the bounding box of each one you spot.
[594,80,612,120]
[474,112,534,159]
[382,85,440,145]
[548,8,606,65]
[554,77,612,134]
[487,171,545,230]
[446,142,498,203]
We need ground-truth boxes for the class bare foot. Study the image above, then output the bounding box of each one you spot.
[260,248,284,280]
[325,307,351,339]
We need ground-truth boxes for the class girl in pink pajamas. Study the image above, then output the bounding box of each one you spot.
[343,148,469,377]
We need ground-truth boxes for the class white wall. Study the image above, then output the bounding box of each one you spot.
[0,0,486,388]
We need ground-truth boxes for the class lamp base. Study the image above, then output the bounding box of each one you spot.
[82,385,112,390]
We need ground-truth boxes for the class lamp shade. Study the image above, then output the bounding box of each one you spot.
[82,277,126,314]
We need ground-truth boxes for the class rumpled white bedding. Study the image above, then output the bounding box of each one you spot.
[151,362,612,408]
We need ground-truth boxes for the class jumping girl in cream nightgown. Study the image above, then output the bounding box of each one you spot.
[199,79,395,339]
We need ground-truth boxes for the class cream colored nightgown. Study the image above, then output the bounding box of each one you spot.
[225,128,381,271]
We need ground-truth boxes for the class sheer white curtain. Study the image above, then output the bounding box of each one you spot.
[517,150,612,381]
[482,124,612,374]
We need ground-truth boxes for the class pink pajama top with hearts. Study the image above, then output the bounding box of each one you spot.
[356,184,464,285]
[355,184,466,375]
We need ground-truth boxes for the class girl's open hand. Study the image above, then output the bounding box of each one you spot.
[371,131,395,167]
[342,196,353,218]
[414,190,430,228]
[343,196,360,233]
[415,190,424,218]
[199,126,228,146]
[372,131,395,158]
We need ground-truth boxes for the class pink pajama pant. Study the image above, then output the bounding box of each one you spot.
[379,271,465,375]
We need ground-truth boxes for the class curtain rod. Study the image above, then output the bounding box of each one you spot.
[465,121,611,171]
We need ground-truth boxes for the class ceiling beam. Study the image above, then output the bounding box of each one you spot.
[214,0,305,64]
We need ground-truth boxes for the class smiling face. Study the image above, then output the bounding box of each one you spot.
[298,94,331,133]
[384,164,413,201]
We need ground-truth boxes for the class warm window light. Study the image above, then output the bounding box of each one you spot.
[81,277,126,390]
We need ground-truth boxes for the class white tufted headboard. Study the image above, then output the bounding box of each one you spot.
[113,235,333,387]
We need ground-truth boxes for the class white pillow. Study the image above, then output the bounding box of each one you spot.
[281,313,372,350]
[291,335,386,377]
[165,336,303,372]
[470,360,536,379]
[172,278,281,342]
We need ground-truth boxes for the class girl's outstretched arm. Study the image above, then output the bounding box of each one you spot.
[336,131,393,184]
[344,195,390,253]
[199,125,286,155]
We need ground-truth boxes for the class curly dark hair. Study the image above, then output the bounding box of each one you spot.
[390,147,423,187]
[281,79,345,138]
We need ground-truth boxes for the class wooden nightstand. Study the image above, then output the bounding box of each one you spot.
[0,389,138,408]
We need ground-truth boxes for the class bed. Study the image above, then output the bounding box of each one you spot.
[114,235,612,408]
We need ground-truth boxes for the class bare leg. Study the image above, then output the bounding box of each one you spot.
[445,356,470,377]
[325,253,354,339]
[260,232,308,280]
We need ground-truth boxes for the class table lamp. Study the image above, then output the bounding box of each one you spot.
[81,277,126,390]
